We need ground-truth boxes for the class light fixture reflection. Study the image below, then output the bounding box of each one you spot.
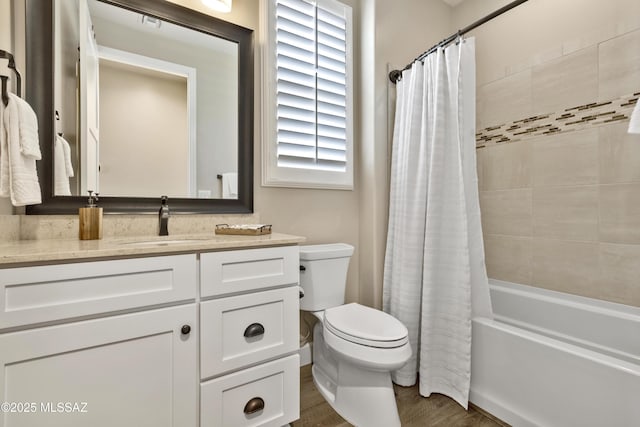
[141,15,162,29]
[202,0,232,13]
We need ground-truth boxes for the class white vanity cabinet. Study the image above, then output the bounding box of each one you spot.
[0,254,198,427]
[199,246,301,427]
[0,242,302,427]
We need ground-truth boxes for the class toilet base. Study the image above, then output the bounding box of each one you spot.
[312,324,402,427]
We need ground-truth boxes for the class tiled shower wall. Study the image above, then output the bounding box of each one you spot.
[476,27,640,307]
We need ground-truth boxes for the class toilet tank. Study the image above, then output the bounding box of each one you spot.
[299,243,354,311]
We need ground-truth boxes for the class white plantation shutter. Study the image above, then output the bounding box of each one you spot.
[264,0,353,189]
[316,6,348,170]
[276,0,318,168]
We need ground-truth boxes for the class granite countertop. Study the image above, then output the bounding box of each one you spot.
[0,232,305,266]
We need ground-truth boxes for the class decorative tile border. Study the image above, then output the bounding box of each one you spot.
[476,91,639,149]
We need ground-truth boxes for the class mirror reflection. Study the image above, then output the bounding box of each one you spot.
[54,0,239,199]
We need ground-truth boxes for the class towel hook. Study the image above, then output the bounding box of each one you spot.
[55,110,63,137]
[0,75,8,107]
[0,49,22,101]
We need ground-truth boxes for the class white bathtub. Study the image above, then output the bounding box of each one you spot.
[470,279,640,427]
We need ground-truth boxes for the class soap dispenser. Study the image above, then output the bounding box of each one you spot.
[79,190,103,240]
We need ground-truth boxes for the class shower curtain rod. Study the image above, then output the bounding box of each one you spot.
[388,0,529,84]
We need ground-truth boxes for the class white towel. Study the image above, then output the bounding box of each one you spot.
[11,93,41,159]
[222,172,237,199]
[54,134,74,196]
[0,93,42,206]
[629,101,640,134]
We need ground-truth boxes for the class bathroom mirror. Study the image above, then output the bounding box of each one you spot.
[25,0,254,214]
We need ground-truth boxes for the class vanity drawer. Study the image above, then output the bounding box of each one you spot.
[200,286,299,379]
[200,354,300,427]
[0,254,196,330]
[200,246,298,298]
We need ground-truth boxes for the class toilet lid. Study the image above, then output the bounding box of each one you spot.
[323,303,409,348]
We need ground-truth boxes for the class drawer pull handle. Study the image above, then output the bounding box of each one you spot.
[181,325,191,335]
[300,265,306,271]
[244,397,264,415]
[244,323,265,338]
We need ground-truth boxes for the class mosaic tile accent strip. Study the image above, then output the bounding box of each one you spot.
[476,91,639,149]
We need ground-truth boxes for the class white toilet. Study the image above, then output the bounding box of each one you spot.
[299,243,412,427]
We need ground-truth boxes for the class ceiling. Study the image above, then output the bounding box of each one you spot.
[442,0,466,7]
[88,0,237,55]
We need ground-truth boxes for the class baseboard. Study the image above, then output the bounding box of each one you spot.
[469,402,510,427]
[470,389,536,427]
[299,342,312,366]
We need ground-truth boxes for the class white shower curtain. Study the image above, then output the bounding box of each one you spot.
[383,37,492,409]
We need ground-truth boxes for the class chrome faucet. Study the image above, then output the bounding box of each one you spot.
[159,196,169,236]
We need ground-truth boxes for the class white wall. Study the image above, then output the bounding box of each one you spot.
[0,0,10,54]
[359,0,451,308]
[99,63,189,197]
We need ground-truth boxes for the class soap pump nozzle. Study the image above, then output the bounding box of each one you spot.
[86,190,99,207]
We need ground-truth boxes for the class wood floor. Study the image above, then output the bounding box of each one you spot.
[292,365,508,427]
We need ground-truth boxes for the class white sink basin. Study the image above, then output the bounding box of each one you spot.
[119,239,207,247]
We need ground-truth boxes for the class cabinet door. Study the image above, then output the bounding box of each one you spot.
[0,304,197,427]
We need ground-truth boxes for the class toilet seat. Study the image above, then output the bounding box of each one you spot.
[323,303,408,348]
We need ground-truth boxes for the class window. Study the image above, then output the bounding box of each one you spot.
[263,0,353,189]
